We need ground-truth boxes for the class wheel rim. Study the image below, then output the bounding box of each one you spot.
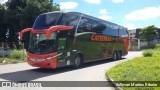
[118,52,121,59]
[114,53,117,60]
[75,57,80,66]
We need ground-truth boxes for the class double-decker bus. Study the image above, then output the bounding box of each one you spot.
[20,11,129,69]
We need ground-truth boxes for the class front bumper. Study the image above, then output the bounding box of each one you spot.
[27,58,57,69]
[27,52,57,69]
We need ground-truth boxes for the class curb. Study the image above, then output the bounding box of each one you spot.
[106,75,123,90]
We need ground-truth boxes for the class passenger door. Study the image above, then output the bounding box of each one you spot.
[57,38,69,67]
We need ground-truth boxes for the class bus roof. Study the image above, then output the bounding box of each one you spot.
[39,11,126,30]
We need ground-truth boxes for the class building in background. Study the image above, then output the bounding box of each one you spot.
[128,28,160,50]
[128,29,137,51]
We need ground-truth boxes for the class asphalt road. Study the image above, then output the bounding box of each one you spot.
[0,51,142,90]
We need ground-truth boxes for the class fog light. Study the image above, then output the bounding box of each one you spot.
[47,63,52,66]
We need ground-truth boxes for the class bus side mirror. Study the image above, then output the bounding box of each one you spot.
[20,28,32,41]
[46,25,74,39]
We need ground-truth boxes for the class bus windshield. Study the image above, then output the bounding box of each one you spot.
[28,33,57,54]
[33,13,61,29]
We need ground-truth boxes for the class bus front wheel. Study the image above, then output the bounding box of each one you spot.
[73,54,83,68]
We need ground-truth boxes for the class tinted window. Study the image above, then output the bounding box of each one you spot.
[92,22,106,33]
[57,30,71,38]
[77,16,106,33]
[28,33,57,54]
[77,15,121,36]
[124,29,128,36]
[58,13,80,35]
[77,17,93,33]
[102,23,119,36]
[119,28,128,37]
[33,13,61,29]
[58,13,80,27]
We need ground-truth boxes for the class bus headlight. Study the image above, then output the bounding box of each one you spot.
[29,56,56,62]
[29,53,63,62]
[29,57,46,62]
[46,56,54,60]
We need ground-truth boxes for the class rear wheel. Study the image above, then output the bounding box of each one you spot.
[73,54,83,68]
[113,51,117,60]
[117,51,122,60]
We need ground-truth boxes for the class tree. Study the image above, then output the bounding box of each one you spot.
[0,4,7,47]
[3,0,27,48]
[0,4,5,22]
[139,25,158,45]
[1,0,60,49]
[21,0,60,29]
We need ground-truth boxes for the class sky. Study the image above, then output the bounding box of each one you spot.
[1,0,160,30]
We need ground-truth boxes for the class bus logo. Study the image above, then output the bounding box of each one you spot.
[91,34,114,42]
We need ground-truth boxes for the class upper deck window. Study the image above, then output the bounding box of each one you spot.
[58,13,80,27]
[57,13,80,36]
[77,15,119,36]
[119,28,128,37]
[77,16,106,34]
[33,13,61,29]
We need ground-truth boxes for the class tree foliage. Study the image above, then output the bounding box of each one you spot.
[0,4,6,44]
[0,0,60,49]
[139,25,158,45]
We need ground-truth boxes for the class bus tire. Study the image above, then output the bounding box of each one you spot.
[113,51,117,60]
[73,54,83,68]
[117,51,122,60]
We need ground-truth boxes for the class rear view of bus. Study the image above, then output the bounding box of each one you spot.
[20,11,129,69]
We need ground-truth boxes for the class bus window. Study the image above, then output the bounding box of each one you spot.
[77,17,91,33]
[58,13,80,35]
[33,13,61,29]
[124,29,129,37]
[102,24,118,36]
[57,30,71,38]
[77,16,106,33]
[92,23,106,34]
[119,28,128,37]
[58,38,67,51]
[58,13,80,27]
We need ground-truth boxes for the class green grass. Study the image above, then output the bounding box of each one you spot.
[107,44,160,90]
[0,49,27,64]
[10,49,27,59]
[107,57,160,81]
